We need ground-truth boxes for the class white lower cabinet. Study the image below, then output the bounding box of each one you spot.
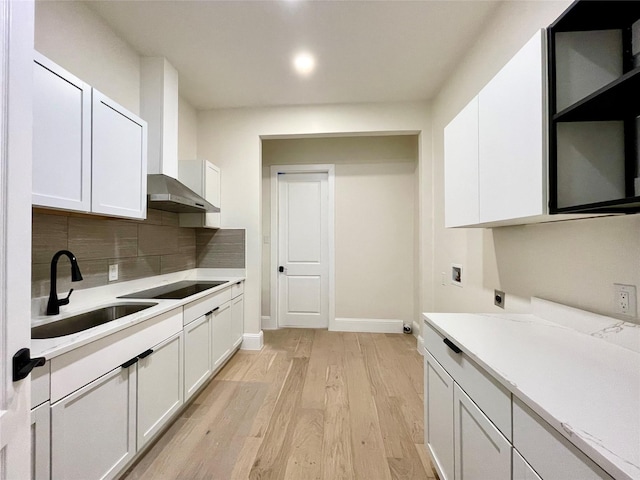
[50,327,183,480]
[453,384,511,480]
[184,314,212,401]
[424,317,616,480]
[513,449,542,480]
[36,281,245,480]
[136,332,183,449]
[424,352,454,480]
[212,301,232,369]
[51,366,136,480]
[512,397,612,480]
[31,402,50,480]
[231,293,244,349]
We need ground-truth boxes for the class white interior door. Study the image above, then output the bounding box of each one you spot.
[277,172,329,328]
[0,1,35,478]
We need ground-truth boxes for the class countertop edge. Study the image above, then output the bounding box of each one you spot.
[31,270,245,360]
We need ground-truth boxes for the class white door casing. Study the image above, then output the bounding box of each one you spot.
[0,1,35,478]
[270,165,335,329]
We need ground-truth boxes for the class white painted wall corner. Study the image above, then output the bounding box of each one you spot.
[261,315,277,330]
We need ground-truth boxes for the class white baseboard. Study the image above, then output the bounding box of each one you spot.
[417,335,425,356]
[331,317,403,334]
[241,331,264,350]
[261,315,278,330]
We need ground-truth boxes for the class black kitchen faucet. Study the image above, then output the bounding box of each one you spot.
[47,250,83,315]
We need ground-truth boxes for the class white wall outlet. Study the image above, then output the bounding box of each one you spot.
[614,283,636,317]
[441,272,446,286]
[108,264,118,282]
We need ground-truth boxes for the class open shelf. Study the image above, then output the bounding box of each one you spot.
[548,0,640,215]
[554,67,640,122]
[551,1,640,32]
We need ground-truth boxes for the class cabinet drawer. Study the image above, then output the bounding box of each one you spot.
[513,397,613,480]
[423,321,511,439]
[50,308,182,402]
[183,288,232,325]
[31,360,50,409]
[231,281,244,299]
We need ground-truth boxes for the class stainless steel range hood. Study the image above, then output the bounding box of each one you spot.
[147,174,219,213]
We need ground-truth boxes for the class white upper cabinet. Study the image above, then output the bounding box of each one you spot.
[478,29,545,224]
[179,159,221,228]
[444,97,479,227]
[91,90,147,219]
[32,53,91,211]
[32,52,147,220]
[444,30,547,227]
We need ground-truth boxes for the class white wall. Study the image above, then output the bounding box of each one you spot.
[34,1,141,115]
[179,96,198,160]
[431,0,640,321]
[198,102,432,336]
[262,136,417,326]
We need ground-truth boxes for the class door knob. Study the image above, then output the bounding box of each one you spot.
[279,266,284,273]
[13,348,46,382]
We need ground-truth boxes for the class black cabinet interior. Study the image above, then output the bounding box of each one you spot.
[548,0,640,214]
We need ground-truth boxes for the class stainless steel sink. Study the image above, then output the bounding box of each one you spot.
[118,280,228,300]
[31,303,157,339]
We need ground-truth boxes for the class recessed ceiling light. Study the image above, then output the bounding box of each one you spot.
[293,52,316,76]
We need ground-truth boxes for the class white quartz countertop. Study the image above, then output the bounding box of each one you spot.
[31,268,245,360]
[423,308,640,480]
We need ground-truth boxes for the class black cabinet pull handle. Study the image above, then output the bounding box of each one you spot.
[138,349,154,359]
[121,357,139,369]
[443,338,462,354]
[235,281,242,285]
[207,306,220,315]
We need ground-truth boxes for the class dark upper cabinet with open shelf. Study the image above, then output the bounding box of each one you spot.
[548,1,640,214]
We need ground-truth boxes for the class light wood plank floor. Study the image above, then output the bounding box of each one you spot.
[121,329,437,480]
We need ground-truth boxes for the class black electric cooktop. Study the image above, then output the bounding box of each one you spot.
[118,280,228,300]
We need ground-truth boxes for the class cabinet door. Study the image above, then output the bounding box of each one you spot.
[513,449,542,480]
[137,332,183,449]
[32,53,91,211]
[51,366,136,480]
[91,89,147,219]
[204,161,221,228]
[211,301,232,369]
[184,315,212,401]
[424,353,454,480]
[444,96,479,227]
[31,402,50,480]
[230,293,244,349]
[453,384,511,480]
[478,29,545,223]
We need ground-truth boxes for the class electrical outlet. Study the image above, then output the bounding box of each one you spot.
[441,272,446,286]
[494,289,505,309]
[614,283,637,317]
[108,264,118,282]
[451,264,462,287]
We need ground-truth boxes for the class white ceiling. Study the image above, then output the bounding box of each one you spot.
[87,0,501,110]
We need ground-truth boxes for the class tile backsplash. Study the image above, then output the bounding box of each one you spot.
[32,208,245,298]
